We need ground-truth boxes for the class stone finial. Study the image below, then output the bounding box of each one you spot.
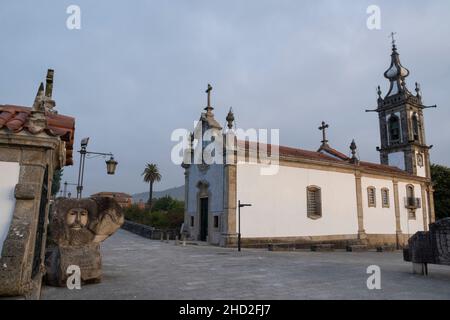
[415,82,422,98]
[28,82,48,134]
[377,85,382,99]
[226,107,234,129]
[43,69,56,113]
[349,139,359,164]
[32,82,45,112]
[45,69,54,98]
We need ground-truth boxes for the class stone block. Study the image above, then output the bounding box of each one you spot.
[14,183,38,200]
[311,244,334,252]
[346,245,368,252]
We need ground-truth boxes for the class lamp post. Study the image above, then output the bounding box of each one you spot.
[76,137,118,199]
[63,181,78,198]
[238,200,252,252]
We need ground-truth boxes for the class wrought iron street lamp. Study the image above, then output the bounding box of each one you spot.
[63,181,78,198]
[76,137,118,199]
[238,200,252,252]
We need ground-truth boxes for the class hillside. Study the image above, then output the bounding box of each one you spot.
[132,185,184,203]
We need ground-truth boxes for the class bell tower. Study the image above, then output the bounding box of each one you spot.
[369,36,436,178]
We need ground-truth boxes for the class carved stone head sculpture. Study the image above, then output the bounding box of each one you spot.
[49,197,124,246]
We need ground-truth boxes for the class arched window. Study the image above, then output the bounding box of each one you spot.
[406,184,415,199]
[412,113,419,141]
[381,188,390,208]
[367,187,376,207]
[388,114,401,143]
[307,186,322,219]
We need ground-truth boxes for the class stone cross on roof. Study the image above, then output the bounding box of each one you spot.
[318,121,329,146]
[204,84,214,113]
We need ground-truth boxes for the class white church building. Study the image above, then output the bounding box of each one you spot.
[182,42,436,249]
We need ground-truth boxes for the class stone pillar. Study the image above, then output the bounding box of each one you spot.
[182,165,190,236]
[220,133,237,247]
[354,171,367,244]
[420,184,428,231]
[428,185,436,223]
[393,179,403,248]
[0,133,65,298]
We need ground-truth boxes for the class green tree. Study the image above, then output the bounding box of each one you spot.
[431,164,450,220]
[141,163,162,210]
[51,168,63,196]
[152,195,184,213]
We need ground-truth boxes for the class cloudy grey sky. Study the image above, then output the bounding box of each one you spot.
[1,0,449,196]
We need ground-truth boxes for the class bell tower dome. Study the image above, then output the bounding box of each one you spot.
[368,36,436,178]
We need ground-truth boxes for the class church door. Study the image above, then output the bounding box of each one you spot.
[200,197,208,241]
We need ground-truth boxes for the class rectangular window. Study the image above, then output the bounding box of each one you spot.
[190,216,194,227]
[307,186,322,219]
[381,188,390,208]
[213,215,219,229]
[367,187,376,207]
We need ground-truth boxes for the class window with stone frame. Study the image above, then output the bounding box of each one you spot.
[213,215,219,229]
[381,188,390,208]
[367,186,376,207]
[307,186,322,219]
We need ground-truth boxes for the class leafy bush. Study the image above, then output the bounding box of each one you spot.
[431,164,450,220]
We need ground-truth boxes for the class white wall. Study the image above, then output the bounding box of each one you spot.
[361,177,396,234]
[0,161,20,254]
[398,181,424,235]
[236,163,359,238]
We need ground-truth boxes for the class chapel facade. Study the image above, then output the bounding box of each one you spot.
[182,42,436,249]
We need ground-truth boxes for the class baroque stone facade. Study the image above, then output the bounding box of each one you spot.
[0,70,75,298]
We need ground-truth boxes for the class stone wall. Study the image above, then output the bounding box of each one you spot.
[121,220,178,240]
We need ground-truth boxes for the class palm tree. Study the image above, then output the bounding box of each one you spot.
[142,163,162,211]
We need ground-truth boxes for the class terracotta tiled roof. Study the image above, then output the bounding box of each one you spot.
[0,104,75,165]
[237,140,410,176]
[317,144,350,161]
[91,192,132,199]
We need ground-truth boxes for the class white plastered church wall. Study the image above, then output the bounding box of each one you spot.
[398,181,424,235]
[0,161,20,253]
[236,163,359,238]
[361,177,397,234]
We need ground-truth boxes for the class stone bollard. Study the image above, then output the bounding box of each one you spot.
[160,232,164,242]
[182,234,186,246]
[166,232,170,243]
[175,236,179,246]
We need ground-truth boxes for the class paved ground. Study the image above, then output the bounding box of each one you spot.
[42,229,450,300]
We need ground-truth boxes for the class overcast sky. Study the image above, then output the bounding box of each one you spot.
[1,0,449,196]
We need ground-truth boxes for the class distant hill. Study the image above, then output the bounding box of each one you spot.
[132,185,184,203]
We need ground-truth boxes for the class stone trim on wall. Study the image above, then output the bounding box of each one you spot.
[354,172,367,243]
[392,179,402,249]
[220,162,237,247]
[0,133,64,298]
[421,184,428,231]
